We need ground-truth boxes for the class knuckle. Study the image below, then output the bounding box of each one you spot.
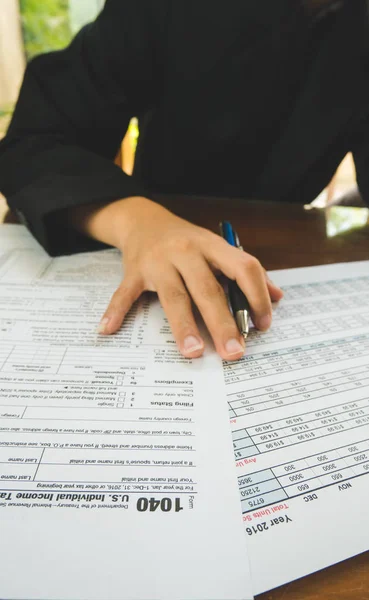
[238,254,262,273]
[199,227,219,244]
[177,318,197,335]
[218,318,239,333]
[149,243,166,263]
[161,286,189,305]
[167,235,193,255]
[198,278,224,302]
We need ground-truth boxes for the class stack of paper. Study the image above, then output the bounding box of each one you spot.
[1,224,369,598]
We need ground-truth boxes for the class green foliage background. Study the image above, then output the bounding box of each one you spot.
[20,0,72,60]
[1,2,138,148]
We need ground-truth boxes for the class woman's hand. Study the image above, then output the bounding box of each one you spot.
[70,196,283,361]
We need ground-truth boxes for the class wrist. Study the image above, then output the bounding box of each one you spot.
[109,196,163,250]
[69,196,161,251]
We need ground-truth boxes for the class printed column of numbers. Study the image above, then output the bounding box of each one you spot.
[232,397,369,460]
[239,440,369,512]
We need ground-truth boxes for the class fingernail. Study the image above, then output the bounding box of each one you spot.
[259,315,272,330]
[183,335,203,353]
[225,338,244,356]
[97,317,110,334]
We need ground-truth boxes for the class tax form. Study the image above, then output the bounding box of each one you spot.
[226,260,369,594]
[0,225,253,600]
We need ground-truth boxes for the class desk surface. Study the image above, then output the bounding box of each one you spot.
[155,194,369,271]
[2,195,369,599]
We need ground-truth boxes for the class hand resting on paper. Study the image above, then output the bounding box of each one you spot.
[68,196,283,361]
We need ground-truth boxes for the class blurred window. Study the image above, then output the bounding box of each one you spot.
[0,0,103,136]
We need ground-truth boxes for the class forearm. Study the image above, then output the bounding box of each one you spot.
[68,196,150,249]
[67,196,167,251]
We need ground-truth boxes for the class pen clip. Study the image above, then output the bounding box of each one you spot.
[232,226,243,251]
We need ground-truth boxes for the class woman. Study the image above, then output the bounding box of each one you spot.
[0,0,367,360]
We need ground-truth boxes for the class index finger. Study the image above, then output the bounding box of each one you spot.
[201,235,273,331]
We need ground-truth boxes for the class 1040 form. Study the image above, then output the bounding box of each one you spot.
[0,225,253,600]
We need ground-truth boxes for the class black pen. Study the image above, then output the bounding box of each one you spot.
[220,221,250,341]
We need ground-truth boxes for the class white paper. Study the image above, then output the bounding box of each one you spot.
[226,260,369,594]
[0,225,253,600]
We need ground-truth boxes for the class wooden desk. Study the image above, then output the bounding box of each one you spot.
[1,195,369,599]
[153,194,369,270]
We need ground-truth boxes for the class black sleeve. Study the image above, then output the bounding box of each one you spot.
[352,112,369,207]
[0,0,166,256]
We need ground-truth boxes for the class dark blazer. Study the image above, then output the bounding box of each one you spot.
[1,0,369,255]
